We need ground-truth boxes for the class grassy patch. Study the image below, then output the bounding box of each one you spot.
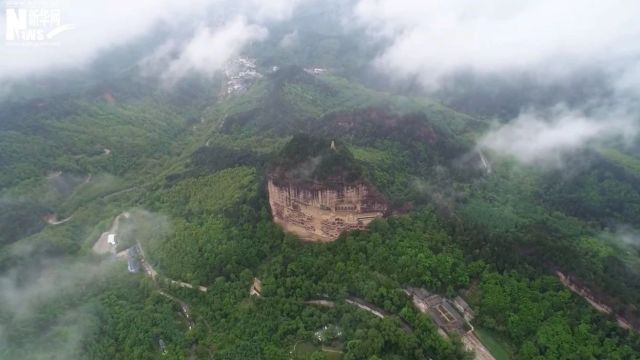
[476,327,512,360]
[292,342,343,360]
[599,147,640,174]
[349,145,393,165]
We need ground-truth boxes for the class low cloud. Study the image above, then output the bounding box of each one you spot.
[0,207,171,358]
[612,225,640,248]
[243,0,306,22]
[615,62,640,101]
[0,258,108,318]
[0,255,115,359]
[0,0,305,82]
[137,18,267,87]
[117,209,172,248]
[279,30,299,49]
[353,0,640,88]
[0,0,210,80]
[479,106,639,166]
[152,18,268,86]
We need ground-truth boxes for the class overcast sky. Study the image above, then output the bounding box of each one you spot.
[354,0,640,88]
[0,0,306,81]
[2,0,638,85]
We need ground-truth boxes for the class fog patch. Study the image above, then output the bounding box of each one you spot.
[143,18,268,87]
[614,61,640,101]
[352,0,640,89]
[0,258,110,317]
[0,82,12,102]
[117,209,172,251]
[0,0,212,81]
[599,225,640,275]
[0,0,307,82]
[0,254,117,359]
[409,170,463,215]
[0,207,171,359]
[611,225,640,248]
[279,30,299,48]
[242,0,306,22]
[284,155,323,181]
[478,105,639,167]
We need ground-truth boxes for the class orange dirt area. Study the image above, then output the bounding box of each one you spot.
[102,92,116,104]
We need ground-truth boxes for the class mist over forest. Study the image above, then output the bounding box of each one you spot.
[1,1,640,359]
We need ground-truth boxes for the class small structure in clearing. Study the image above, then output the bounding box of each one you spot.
[250,278,263,297]
[127,245,141,273]
[405,288,495,360]
[406,288,467,334]
[453,296,476,323]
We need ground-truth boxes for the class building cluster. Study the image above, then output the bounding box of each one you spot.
[107,233,116,246]
[314,325,343,343]
[304,67,328,75]
[404,288,474,336]
[223,57,263,96]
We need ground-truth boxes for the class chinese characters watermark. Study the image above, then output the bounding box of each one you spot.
[5,0,74,45]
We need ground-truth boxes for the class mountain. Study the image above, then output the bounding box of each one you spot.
[267,135,387,241]
[1,16,640,360]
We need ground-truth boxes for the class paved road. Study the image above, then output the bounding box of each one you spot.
[137,241,208,293]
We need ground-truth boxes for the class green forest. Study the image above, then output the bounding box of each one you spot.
[1,5,640,360]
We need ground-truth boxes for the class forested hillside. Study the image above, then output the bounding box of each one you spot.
[1,2,640,359]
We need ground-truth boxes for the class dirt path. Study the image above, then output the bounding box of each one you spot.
[43,172,91,211]
[345,298,386,319]
[462,332,495,360]
[116,241,208,293]
[158,290,194,330]
[304,300,335,307]
[166,278,208,293]
[556,271,634,330]
[479,150,492,174]
[136,241,208,293]
[44,214,73,225]
[47,171,62,179]
[102,180,155,201]
[103,186,139,200]
[346,297,413,333]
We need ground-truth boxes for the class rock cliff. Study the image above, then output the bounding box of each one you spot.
[268,135,387,241]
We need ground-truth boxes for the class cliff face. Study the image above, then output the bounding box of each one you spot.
[268,179,387,241]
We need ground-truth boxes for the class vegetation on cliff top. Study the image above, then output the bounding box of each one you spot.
[269,134,365,185]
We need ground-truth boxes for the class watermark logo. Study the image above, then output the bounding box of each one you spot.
[5,0,74,45]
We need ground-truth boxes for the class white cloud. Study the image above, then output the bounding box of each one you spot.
[615,61,640,100]
[479,106,639,166]
[0,0,304,82]
[245,0,305,22]
[613,225,640,247]
[0,0,212,80]
[353,0,640,88]
[279,30,299,49]
[156,18,267,85]
[354,0,640,166]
